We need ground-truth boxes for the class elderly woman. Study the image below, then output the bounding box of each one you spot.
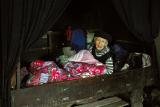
[89,31,114,74]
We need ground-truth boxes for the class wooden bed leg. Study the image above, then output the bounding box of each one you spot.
[130,88,144,107]
[16,57,21,89]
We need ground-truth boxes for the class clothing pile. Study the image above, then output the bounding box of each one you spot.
[26,60,67,87]
[26,50,108,87]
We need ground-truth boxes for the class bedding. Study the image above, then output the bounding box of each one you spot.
[26,50,107,87]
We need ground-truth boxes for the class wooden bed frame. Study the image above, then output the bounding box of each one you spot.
[11,66,156,107]
[11,39,159,107]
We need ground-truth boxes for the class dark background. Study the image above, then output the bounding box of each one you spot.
[24,0,143,62]
[53,0,138,41]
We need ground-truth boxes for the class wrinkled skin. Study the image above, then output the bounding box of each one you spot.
[94,37,108,51]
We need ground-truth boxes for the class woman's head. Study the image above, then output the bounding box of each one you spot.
[94,30,112,50]
[94,37,108,51]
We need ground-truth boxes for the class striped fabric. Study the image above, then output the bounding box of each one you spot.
[89,46,114,74]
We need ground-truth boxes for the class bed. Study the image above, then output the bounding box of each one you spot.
[11,40,158,107]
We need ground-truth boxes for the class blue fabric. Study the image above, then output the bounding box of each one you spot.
[71,29,86,52]
[111,44,128,59]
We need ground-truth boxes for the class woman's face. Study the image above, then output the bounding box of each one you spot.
[94,37,108,51]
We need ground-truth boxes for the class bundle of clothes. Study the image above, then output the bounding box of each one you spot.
[25,50,107,87]
[22,46,152,87]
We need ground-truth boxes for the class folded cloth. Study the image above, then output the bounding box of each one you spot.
[64,62,106,78]
[68,50,103,65]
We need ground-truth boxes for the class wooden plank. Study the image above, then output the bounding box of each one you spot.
[102,100,129,107]
[77,97,122,107]
[47,31,53,54]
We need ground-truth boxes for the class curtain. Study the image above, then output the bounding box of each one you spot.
[1,0,71,106]
[112,0,160,43]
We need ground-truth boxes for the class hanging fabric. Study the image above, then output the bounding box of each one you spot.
[1,0,71,106]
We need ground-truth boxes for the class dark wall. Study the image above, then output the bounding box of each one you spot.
[53,0,140,42]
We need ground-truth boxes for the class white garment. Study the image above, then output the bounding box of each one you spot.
[142,53,151,68]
